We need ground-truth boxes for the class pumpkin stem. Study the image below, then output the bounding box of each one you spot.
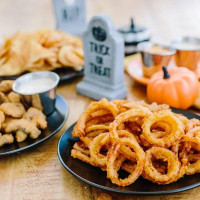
[163,66,170,79]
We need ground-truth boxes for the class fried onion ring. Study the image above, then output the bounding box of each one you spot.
[70,98,200,186]
[109,108,151,143]
[72,98,118,137]
[182,136,200,175]
[107,138,145,186]
[141,110,184,147]
[143,147,180,184]
[89,132,110,167]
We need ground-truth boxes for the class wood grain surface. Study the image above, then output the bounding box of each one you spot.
[1,0,200,199]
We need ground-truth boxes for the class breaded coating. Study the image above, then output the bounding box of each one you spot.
[0,80,14,93]
[0,111,5,128]
[15,130,27,142]
[0,79,48,147]
[7,92,21,103]
[0,92,8,103]
[135,100,170,112]
[0,133,14,146]
[4,118,41,139]
[23,107,47,129]
[0,102,25,118]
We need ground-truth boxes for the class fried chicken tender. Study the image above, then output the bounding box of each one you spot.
[0,102,25,118]
[0,133,14,146]
[0,111,5,127]
[0,79,48,146]
[0,92,8,103]
[23,107,47,129]
[7,91,21,103]
[0,80,14,93]
[4,118,41,139]
[15,130,28,142]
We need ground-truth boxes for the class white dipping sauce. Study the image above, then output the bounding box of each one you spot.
[18,78,55,94]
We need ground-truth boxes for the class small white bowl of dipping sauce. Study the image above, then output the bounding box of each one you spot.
[13,71,60,115]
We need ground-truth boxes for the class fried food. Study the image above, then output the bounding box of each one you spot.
[73,141,90,156]
[71,149,91,165]
[7,91,21,103]
[23,107,47,129]
[107,138,145,186]
[0,29,84,76]
[143,147,180,184]
[141,110,184,147]
[72,98,118,138]
[4,118,41,139]
[58,46,84,67]
[0,102,25,118]
[15,130,28,142]
[186,126,200,138]
[89,132,110,167]
[71,98,200,187]
[0,80,14,92]
[182,136,200,175]
[109,108,150,143]
[0,133,14,146]
[0,92,8,103]
[0,111,5,128]
[0,80,47,147]
[135,101,170,112]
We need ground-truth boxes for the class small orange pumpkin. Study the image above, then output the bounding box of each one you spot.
[147,66,199,109]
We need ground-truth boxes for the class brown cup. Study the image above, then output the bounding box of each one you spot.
[137,42,176,77]
[171,37,200,71]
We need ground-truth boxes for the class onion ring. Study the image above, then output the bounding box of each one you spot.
[182,136,200,175]
[186,126,200,138]
[72,98,118,137]
[141,110,184,147]
[107,138,145,186]
[73,141,90,156]
[143,147,180,184]
[71,149,91,164]
[89,132,110,167]
[70,98,200,186]
[109,108,151,143]
[85,124,109,134]
[115,155,136,173]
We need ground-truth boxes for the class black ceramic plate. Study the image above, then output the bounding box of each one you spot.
[58,108,200,195]
[54,68,83,81]
[0,94,68,156]
[0,68,83,82]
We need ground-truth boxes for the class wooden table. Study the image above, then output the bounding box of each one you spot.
[1,0,200,199]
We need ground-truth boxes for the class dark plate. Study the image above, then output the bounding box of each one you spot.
[0,94,68,156]
[57,108,200,195]
[0,68,83,82]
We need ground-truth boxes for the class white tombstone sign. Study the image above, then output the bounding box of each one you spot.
[77,14,127,100]
[52,0,86,36]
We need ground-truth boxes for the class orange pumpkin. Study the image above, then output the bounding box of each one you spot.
[147,66,199,109]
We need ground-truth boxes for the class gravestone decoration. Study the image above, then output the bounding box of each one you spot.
[77,14,127,100]
[52,0,86,36]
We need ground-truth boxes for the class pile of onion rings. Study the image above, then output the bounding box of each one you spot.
[71,98,200,186]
